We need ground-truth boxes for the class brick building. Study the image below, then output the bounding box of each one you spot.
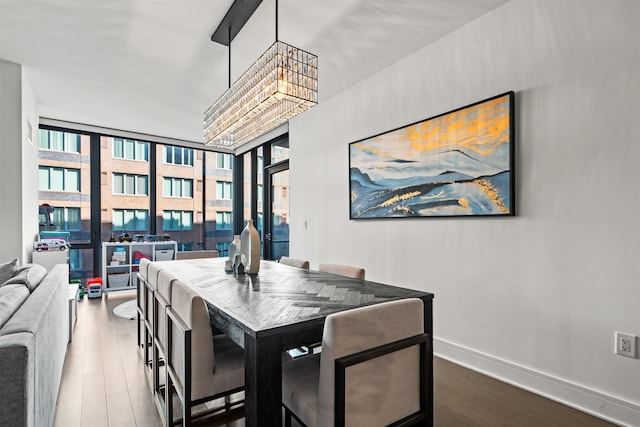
[38,129,235,281]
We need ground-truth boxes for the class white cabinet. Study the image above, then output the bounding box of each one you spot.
[68,283,78,342]
[101,241,177,292]
[33,248,69,272]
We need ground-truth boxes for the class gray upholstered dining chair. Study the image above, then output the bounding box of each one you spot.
[176,250,219,260]
[279,256,311,359]
[152,269,178,401]
[141,260,165,383]
[136,257,152,349]
[282,298,429,427]
[295,263,366,358]
[318,263,365,280]
[279,256,310,269]
[165,278,245,426]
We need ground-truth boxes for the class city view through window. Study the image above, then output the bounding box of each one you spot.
[37,128,288,283]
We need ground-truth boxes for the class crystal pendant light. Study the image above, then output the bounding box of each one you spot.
[204,1,317,149]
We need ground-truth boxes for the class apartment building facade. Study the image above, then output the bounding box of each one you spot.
[38,128,236,281]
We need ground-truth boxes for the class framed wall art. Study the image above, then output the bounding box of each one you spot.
[349,91,515,219]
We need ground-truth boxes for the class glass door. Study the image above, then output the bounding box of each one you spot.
[38,126,100,283]
[264,161,289,260]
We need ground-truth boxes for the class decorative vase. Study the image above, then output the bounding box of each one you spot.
[240,219,260,274]
[226,235,241,272]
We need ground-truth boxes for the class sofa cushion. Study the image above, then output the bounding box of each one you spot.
[0,284,30,329]
[2,264,48,292]
[0,258,19,284]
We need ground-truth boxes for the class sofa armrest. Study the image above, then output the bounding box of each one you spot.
[0,332,35,427]
[0,263,68,427]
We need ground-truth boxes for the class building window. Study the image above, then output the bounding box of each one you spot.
[113,138,148,161]
[216,181,232,200]
[216,153,233,170]
[52,207,81,231]
[178,242,193,252]
[39,130,80,153]
[113,173,148,196]
[257,184,264,202]
[216,241,230,257]
[216,212,233,230]
[163,177,193,198]
[164,145,193,166]
[163,210,193,231]
[112,209,148,231]
[39,166,80,192]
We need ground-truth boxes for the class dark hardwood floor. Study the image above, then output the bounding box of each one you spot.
[54,290,617,427]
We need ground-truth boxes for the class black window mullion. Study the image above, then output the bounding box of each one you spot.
[232,154,244,235]
[149,143,157,235]
[90,132,101,276]
[250,148,258,227]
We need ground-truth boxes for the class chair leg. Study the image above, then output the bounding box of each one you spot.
[284,407,292,427]
[165,375,173,427]
[183,399,190,427]
[224,394,231,410]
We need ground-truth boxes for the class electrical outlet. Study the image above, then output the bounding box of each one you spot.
[615,332,637,358]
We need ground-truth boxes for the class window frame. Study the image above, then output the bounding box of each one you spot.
[39,129,81,153]
[39,166,81,192]
[162,177,194,199]
[52,206,82,231]
[113,172,149,196]
[112,138,149,161]
[216,152,234,170]
[216,180,233,200]
[112,208,149,231]
[164,145,194,167]
[215,211,233,230]
[162,210,194,231]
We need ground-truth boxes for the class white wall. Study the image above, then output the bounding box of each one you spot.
[0,59,39,263]
[289,0,640,425]
[21,68,40,263]
[0,59,25,263]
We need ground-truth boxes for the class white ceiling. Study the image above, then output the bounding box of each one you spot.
[0,0,508,143]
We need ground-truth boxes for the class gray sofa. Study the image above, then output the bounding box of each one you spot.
[0,260,69,427]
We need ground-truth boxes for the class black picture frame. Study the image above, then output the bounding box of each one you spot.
[349,91,515,219]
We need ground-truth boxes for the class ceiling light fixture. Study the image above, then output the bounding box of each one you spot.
[204,0,318,150]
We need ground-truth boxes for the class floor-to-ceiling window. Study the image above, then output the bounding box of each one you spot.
[101,136,151,243]
[265,137,289,260]
[38,125,234,284]
[38,127,98,282]
[212,152,234,255]
[256,147,264,255]
[157,144,198,251]
[236,134,289,260]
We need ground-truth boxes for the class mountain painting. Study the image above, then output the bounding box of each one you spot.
[349,92,514,219]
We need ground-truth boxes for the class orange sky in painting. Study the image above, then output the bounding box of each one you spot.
[406,95,509,157]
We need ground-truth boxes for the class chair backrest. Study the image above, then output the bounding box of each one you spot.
[147,262,165,291]
[279,256,310,269]
[176,250,219,260]
[317,298,424,427]
[157,269,177,304]
[145,262,164,321]
[155,270,178,349]
[138,257,152,281]
[137,258,152,313]
[318,263,365,280]
[168,279,215,400]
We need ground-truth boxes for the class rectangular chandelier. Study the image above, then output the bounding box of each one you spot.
[204,40,318,149]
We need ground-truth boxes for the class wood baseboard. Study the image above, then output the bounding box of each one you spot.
[434,338,640,427]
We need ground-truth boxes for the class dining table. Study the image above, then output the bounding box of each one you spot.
[153,257,434,427]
